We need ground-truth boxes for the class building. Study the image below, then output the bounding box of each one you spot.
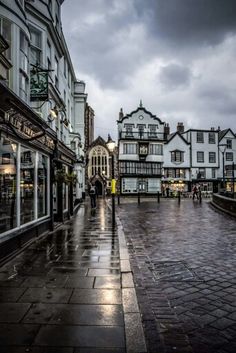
[117,102,165,194]
[84,102,95,151]
[163,129,191,195]
[182,128,219,192]
[87,136,112,195]
[0,0,87,259]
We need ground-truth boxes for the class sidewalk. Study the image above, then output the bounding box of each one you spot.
[0,199,146,353]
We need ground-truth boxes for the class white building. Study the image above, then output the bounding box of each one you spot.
[163,131,191,194]
[118,103,167,194]
[218,129,236,192]
[182,128,219,192]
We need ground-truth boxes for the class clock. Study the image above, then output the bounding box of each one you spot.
[138,115,144,120]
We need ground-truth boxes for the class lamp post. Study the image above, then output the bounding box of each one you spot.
[107,135,116,228]
[219,144,227,190]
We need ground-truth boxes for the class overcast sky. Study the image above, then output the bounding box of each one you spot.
[61,0,236,140]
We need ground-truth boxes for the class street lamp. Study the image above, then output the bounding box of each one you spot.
[107,135,116,228]
[219,144,227,190]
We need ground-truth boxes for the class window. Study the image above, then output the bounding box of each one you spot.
[38,154,48,218]
[30,27,41,65]
[55,56,59,88]
[171,150,184,162]
[149,144,163,155]
[226,139,232,149]
[124,124,134,137]
[2,153,10,164]
[198,168,205,178]
[0,17,12,61]
[209,152,216,163]
[164,169,186,178]
[149,125,157,137]
[138,125,145,139]
[64,57,67,77]
[197,151,204,162]
[212,168,216,178]
[20,31,28,74]
[226,152,233,161]
[208,132,215,144]
[46,40,52,71]
[197,132,204,143]
[123,143,137,154]
[19,73,28,101]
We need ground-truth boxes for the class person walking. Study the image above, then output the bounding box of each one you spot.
[192,185,198,200]
[89,183,97,209]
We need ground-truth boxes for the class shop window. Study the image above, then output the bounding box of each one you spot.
[38,154,48,218]
[0,136,17,234]
[20,146,35,225]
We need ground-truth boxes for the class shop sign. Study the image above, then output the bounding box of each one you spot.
[30,71,48,101]
[5,111,55,150]
[60,154,73,165]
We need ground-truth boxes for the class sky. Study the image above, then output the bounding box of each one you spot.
[61,0,236,140]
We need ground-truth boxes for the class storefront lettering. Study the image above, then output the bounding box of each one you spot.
[60,154,72,165]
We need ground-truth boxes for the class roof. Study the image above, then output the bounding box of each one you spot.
[219,128,235,140]
[165,131,190,145]
[88,136,109,151]
[118,106,164,125]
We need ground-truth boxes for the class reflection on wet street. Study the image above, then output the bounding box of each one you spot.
[0,199,126,352]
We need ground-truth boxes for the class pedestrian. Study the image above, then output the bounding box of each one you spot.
[89,183,97,209]
[192,185,198,200]
[166,186,170,198]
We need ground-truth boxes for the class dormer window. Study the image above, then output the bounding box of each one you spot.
[171,150,184,162]
[149,125,157,137]
[137,124,145,139]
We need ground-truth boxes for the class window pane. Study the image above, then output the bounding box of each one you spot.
[0,136,17,234]
[20,147,35,224]
[38,154,48,218]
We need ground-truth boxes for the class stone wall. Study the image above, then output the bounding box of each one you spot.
[212,193,236,217]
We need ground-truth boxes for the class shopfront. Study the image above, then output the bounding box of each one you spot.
[0,81,57,258]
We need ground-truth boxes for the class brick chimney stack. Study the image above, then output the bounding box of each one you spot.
[177,122,184,134]
[119,108,124,121]
[164,123,170,138]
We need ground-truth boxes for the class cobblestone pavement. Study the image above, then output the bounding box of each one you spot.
[0,200,138,353]
[118,198,236,353]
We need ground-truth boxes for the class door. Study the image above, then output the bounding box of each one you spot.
[138,178,146,193]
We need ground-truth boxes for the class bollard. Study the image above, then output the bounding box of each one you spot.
[138,192,140,204]
[178,190,181,203]
[199,190,202,203]
[157,191,160,203]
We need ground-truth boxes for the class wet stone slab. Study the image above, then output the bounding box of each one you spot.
[64,276,94,288]
[19,287,73,303]
[23,303,124,326]
[34,325,126,348]
[0,287,26,302]
[0,347,74,353]
[0,323,40,345]
[0,303,31,323]
[70,289,122,304]
[94,276,121,289]
[20,275,69,288]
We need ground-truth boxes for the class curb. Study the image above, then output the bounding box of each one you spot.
[106,199,147,353]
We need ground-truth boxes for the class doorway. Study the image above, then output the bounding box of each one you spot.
[138,178,147,193]
[95,180,103,196]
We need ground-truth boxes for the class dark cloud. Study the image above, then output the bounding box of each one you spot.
[159,63,192,89]
[134,0,236,46]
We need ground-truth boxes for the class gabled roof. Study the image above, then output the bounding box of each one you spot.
[118,106,164,125]
[165,131,190,145]
[88,136,108,149]
[219,128,235,141]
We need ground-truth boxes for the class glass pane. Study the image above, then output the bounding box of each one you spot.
[38,154,48,218]
[0,136,17,234]
[20,146,35,224]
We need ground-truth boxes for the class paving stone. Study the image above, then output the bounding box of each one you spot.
[0,303,31,323]
[70,288,122,304]
[0,323,40,345]
[0,287,26,302]
[87,268,120,276]
[122,272,134,288]
[34,325,125,347]
[94,276,121,289]
[18,287,73,303]
[65,276,94,288]
[122,288,139,313]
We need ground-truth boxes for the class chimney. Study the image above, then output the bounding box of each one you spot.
[119,108,124,121]
[177,122,184,134]
[210,127,215,131]
[218,126,221,131]
[164,123,170,138]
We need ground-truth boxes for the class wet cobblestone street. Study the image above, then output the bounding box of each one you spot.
[118,198,236,353]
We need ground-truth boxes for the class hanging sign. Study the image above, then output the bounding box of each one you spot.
[30,71,48,101]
